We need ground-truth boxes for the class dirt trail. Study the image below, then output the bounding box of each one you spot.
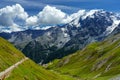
[0,57,28,80]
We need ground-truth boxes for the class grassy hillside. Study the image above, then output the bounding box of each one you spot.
[47,34,120,80]
[0,37,76,80]
[6,59,76,80]
[0,37,25,71]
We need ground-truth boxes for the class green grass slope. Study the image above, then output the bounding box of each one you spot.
[47,34,120,80]
[0,37,24,71]
[0,37,76,80]
[6,59,76,80]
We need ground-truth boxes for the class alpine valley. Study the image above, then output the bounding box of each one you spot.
[1,3,120,80]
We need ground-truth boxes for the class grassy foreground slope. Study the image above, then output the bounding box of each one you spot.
[0,37,75,80]
[47,34,120,80]
[0,37,24,72]
[6,59,76,80]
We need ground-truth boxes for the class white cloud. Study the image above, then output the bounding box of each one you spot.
[26,5,72,26]
[38,5,69,24]
[26,16,38,26]
[25,6,88,27]
[0,24,22,33]
[0,4,28,32]
[0,4,106,33]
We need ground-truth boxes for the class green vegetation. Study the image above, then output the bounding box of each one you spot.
[0,37,75,80]
[2,32,120,80]
[6,59,76,80]
[0,37,24,71]
[47,34,120,80]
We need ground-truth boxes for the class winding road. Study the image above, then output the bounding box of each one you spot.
[0,57,28,80]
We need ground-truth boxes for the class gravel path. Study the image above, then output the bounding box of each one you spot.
[0,57,28,80]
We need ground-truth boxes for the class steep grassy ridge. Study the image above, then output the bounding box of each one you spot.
[0,37,24,72]
[47,34,120,80]
[0,37,75,80]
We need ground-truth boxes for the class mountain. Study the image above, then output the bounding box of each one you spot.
[46,33,120,80]
[0,37,76,80]
[1,9,120,64]
[0,29,47,50]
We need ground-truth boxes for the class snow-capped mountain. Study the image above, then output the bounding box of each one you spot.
[1,9,120,63]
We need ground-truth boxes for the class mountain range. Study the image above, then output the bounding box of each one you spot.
[1,9,120,80]
[1,9,120,64]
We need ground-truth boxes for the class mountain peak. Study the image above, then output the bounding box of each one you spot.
[82,9,104,19]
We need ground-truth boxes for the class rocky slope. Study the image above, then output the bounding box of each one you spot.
[0,29,47,50]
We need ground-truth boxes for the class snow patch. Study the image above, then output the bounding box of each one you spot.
[82,9,102,19]
[105,16,120,35]
[73,18,81,27]
[47,32,51,36]
[61,28,69,38]
[63,30,69,38]
[70,10,86,19]
[61,28,66,32]
[68,18,81,28]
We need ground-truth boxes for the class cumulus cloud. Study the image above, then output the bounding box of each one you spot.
[0,4,28,32]
[0,4,88,32]
[0,24,22,33]
[26,16,38,26]
[26,5,87,27]
[26,5,72,26]
[37,5,69,24]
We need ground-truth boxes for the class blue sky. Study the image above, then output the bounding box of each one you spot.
[1,0,120,15]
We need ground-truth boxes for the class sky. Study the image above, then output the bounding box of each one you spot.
[1,0,120,15]
[0,0,120,32]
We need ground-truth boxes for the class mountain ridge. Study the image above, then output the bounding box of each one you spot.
[1,9,120,64]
